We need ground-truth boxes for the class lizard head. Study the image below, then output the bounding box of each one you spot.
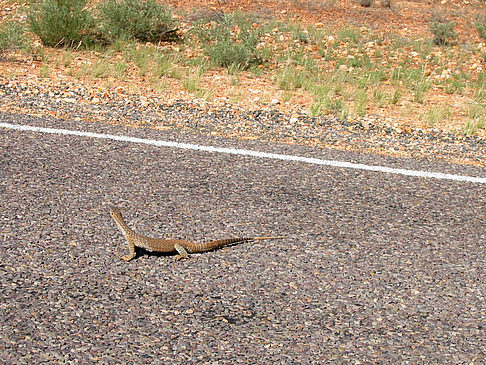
[109,206,122,219]
[109,206,128,234]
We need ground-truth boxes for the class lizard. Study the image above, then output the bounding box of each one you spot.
[109,206,284,261]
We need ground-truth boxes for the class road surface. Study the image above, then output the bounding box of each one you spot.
[1,111,485,363]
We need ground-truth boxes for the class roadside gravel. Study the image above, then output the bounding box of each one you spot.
[1,111,485,363]
[1,80,485,167]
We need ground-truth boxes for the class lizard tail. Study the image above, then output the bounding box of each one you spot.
[188,236,285,253]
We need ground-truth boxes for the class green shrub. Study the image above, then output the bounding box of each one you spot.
[28,0,95,47]
[196,13,265,70]
[97,0,178,43]
[429,16,458,46]
[0,21,27,53]
[474,15,486,40]
[206,37,259,70]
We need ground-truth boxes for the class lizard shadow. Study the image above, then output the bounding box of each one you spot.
[133,247,174,260]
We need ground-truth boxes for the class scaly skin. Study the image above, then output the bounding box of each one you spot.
[109,206,284,261]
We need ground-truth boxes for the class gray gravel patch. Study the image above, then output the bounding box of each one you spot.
[1,113,485,363]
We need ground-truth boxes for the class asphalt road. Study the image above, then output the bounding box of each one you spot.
[1,111,485,363]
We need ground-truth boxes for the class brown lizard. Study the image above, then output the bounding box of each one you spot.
[109,206,284,261]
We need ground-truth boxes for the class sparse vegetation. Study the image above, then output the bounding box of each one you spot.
[276,66,308,91]
[354,89,368,116]
[429,15,458,46]
[0,21,27,55]
[463,117,485,135]
[337,27,361,44]
[124,44,152,76]
[182,66,206,93]
[474,14,486,40]
[412,79,431,103]
[1,0,485,137]
[153,53,180,79]
[113,62,128,78]
[425,105,452,125]
[38,64,50,78]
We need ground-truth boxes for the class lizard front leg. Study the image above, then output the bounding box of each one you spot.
[121,239,136,261]
[174,243,189,261]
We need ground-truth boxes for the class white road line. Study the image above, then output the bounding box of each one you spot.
[1,122,485,184]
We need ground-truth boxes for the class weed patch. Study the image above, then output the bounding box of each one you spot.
[276,66,308,91]
[463,118,485,135]
[97,0,178,43]
[474,14,486,40]
[412,80,431,103]
[425,105,452,125]
[429,15,458,46]
[182,67,205,93]
[28,0,95,48]
[354,89,368,116]
[195,13,267,70]
[337,27,361,44]
[0,21,27,56]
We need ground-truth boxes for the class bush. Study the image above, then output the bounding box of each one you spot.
[475,15,486,40]
[97,0,178,43]
[0,21,27,53]
[429,16,458,46]
[196,13,265,70]
[28,0,95,47]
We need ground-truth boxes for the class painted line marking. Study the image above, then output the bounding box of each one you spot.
[1,122,485,184]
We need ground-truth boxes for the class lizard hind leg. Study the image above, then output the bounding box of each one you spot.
[174,243,189,261]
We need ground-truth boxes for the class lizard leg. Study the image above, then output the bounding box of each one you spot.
[174,243,189,261]
[121,240,136,261]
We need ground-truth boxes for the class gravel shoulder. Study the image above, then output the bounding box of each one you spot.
[1,111,485,363]
[1,81,485,168]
